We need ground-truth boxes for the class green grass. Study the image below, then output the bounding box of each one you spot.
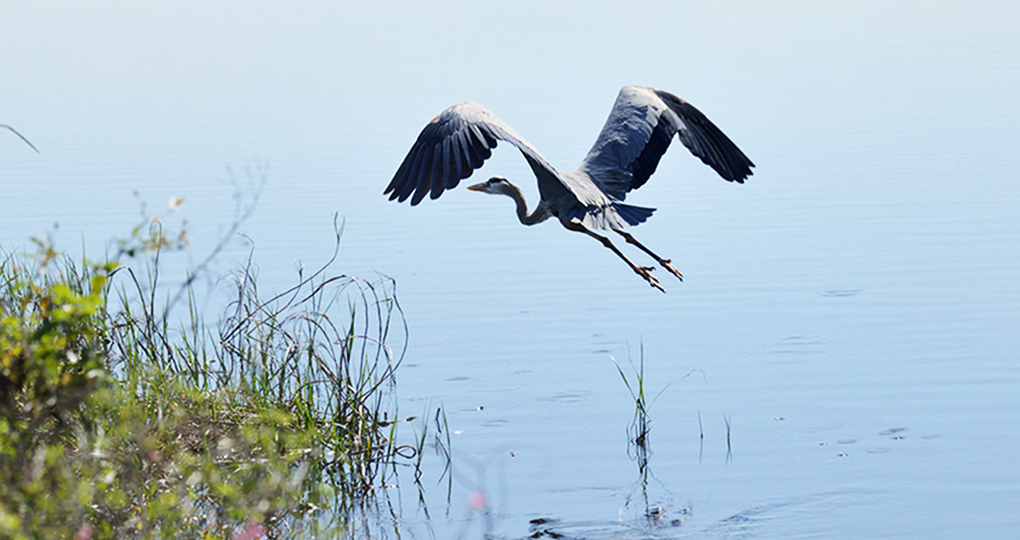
[613,344,704,472]
[613,343,670,472]
[0,219,412,539]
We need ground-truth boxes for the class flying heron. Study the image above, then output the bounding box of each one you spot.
[385,85,754,292]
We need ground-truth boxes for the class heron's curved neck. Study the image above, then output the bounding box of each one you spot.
[505,183,551,226]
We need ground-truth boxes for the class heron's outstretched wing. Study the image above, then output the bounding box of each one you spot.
[577,86,754,201]
[386,102,568,206]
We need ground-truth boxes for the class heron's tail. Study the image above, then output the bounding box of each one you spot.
[612,203,656,227]
[565,203,656,230]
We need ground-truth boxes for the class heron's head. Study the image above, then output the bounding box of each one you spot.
[466,176,513,196]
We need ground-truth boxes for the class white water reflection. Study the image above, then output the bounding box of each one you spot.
[3,1,1019,538]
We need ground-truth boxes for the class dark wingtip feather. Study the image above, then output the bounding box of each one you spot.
[655,89,754,184]
[411,146,443,205]
[388,101,557,205]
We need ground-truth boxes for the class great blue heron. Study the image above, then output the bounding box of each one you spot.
[385,85,754,291]
[1,125,39,153]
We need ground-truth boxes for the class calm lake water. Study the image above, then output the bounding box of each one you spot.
[3,1,1019,538]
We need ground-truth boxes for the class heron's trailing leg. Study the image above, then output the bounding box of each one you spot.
[613,229,683,281]
[562,221,664,292]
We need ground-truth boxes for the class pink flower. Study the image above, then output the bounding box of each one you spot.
[231,522,266,540]
[468,491,487,510]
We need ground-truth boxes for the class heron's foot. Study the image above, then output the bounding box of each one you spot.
[635,265,664,292]
[660,259,683,282]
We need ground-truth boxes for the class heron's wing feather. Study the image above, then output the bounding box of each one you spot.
[654,89,755,183]
[385,102,565,206]
[577,86,753,201]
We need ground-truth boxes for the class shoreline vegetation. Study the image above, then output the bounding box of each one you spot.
[0,203,418,539]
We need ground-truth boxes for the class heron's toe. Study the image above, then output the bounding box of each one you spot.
[660,259,683,281]
[635,266,665,292]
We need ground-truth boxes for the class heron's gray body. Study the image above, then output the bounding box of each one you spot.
[385,85,754,291]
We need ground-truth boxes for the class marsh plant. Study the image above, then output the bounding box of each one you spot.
[613,344,671,473]
[0,214,409,539]
[1,124,39,153]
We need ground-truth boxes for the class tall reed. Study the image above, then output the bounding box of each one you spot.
[0,218,411,539]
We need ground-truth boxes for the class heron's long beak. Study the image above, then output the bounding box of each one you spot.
[466,183,486,192]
